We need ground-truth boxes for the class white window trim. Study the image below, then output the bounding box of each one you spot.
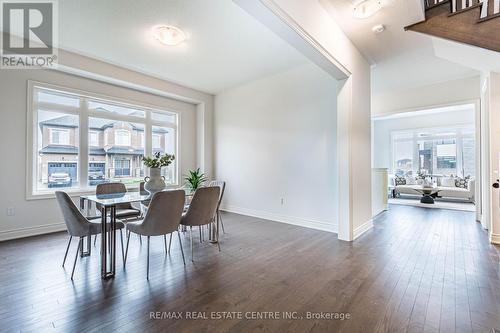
[27,80,181,200]
[115,129,131,146]
[89,130,99,147]
[152,133,161,149]
[49,128,70,145]
[390,125,475,177]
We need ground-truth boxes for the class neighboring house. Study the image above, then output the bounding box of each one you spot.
[38,114,169,187]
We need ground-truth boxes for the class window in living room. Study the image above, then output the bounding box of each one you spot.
[392,126,475,178]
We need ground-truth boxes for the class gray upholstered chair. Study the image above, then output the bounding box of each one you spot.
[124,190,186,279]
[96,182,141,220]
[208,180,226,234]
[93,182,141,245]
[55,191,125,280]
[180,186,220,261]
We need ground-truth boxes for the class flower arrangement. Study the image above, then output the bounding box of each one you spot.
[142,152,175,168]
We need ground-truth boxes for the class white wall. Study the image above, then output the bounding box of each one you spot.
[215,63,339,232]
[373,108,475,170]
[0,61,212,241]
[372,76,480,117]
[236,0,372,240]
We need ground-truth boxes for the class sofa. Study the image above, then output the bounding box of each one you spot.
[389,175,475,202]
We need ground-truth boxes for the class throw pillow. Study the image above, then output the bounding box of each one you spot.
[455,176,470,189]
[395,175,406,186]
[405,176,416,185]
[441,177,456,188]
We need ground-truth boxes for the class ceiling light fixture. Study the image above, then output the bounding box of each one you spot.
[372,24,385,34]
[152,25,187,46]
[353,0,383,19]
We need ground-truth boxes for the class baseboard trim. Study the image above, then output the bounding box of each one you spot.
[490,232,500,245]
[0,223,66,242]
[353,219,373,240]
[221,205,338,233]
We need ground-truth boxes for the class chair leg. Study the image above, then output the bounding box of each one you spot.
[138,234,142,245]
[146,236,150,280]
[190,226,194,262]
[177,231,186,265]
[168,233,173,254]
[124,231,131,267]
[199,226,202,243]
[62,236,72,267]
[71,238,82,280]
[164,235,168,255]
[94,234,97,246]
[120,229,125,263]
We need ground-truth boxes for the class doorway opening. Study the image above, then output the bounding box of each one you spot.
[372,103,480,215]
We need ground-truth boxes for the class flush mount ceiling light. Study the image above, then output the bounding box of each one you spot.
[152,25,187,46]
[353,0,383,19]
[372,24,385,34]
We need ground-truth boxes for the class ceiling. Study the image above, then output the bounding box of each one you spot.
[321,0,480,94]
[58,0,307,94]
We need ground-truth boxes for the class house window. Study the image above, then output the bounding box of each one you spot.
[29,84,180,197]
[50,129,70,145]
[152,133,161,149]
[89,131,99,147]
[115,129,131,146]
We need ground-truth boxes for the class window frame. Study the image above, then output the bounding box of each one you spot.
[390,125,475,177]
[114,129,132,147]
[27,81,181,200]
[49,128,70,145]
[89,130,99,147]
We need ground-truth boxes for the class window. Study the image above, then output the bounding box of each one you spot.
[50,129,70,145]
[89,131,99,147]
[89,118,145,186]
[29,84,179,197]
[152,134,161,149]
[35,110,79,193]
[392,126,475,178]
[153,126,177,183]
[115,129,131,146]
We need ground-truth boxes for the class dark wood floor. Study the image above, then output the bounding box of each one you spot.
[1,205,499,332]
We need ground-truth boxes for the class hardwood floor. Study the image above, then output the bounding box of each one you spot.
[1,205,499,332]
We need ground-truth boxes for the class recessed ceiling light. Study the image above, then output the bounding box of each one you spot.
[152,25,187,46]
[353,0,383,19]
[372,24,385,34]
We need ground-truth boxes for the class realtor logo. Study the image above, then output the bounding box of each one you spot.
[1,0,58,68]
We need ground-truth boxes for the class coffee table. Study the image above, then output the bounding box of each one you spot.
[412,187,441,204]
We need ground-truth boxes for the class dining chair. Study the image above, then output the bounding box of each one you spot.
[96,182,141,220]
[180,186,220,261]
[94,182,142,245]
[124,190,186,279]
[208,180,226,234]
[55,191,125,280]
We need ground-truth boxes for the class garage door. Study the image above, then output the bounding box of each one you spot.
[48,162,77,180]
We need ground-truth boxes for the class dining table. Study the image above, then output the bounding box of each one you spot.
[80,188,219,279]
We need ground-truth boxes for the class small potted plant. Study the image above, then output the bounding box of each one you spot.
[184,168,207,193]
[142,152,175,194]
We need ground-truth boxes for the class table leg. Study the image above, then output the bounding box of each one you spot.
[101,206,107,278]
[110,206,116,276]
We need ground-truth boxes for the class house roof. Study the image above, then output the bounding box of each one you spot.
[106,147,144,155]
[40,115,170,133]
[39,145,78,154]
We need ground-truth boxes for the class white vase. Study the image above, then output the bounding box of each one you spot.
[144,168,166,195]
